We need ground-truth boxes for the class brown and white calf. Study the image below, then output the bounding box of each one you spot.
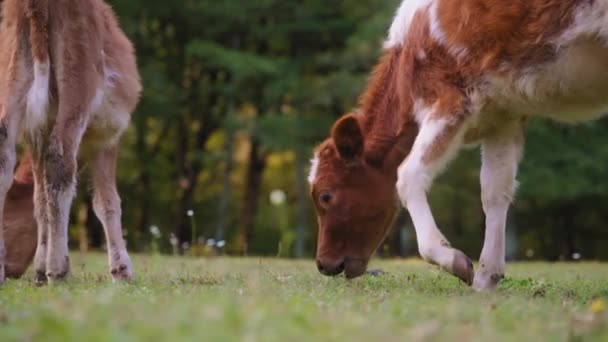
[309,0,608,291]
[0,0,141,284]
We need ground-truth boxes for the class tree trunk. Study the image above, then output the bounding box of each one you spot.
[294,147,309,258]
[174,120,191,252]
[136,171,150,250]
[77,200,89,252]
[215,37,240,251]
[84,193,103,249]
[390,209,408,257]
[239,138,266,255]
[174,107,221,252]
[563,202,576,260]
[134,119,151,251]
[215,127,235,250]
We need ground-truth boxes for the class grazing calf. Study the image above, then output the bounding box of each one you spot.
[0,0,141,284]
[309,0,608,291]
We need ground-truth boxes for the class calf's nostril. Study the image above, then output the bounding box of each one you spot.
[316,260,324,272]
[316,259,345,276]
[337,261,345,273]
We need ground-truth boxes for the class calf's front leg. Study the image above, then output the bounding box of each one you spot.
[397,116,474,285]
[473,120,524,291]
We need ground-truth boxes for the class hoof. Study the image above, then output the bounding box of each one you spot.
[46,256,70,285]
[34,270,48,286]
[473,271,504,292]
[109,251,134,282]
[46,269,69,285]
[110,263,134,282]
[452,250,474,286]
[366,269,387,277]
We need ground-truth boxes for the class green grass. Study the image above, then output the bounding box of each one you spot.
[1,253,607,341]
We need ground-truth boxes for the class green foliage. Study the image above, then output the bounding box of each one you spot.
[60,0,608,259]
[100,0,399,256]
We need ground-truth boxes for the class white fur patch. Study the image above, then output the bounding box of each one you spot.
[397,115,469,225]
[307,154,319,185]
[396,117,465,270]
[412,99,434,124]
[486,40,608,123]
[557,1,608,46]
[105,68,120,88]
[384,0,433,49]
[89,87,105,114]
[25,61,50,134]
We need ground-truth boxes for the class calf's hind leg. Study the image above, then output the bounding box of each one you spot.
[42,100,91,283]
[42,131,83,283]
[32,155,50,284]
[92,146,133,281]
[397,115,474,285]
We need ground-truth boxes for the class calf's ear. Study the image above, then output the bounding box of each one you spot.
[331,114,364,161]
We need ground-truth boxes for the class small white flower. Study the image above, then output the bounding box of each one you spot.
[572,253,582,260]
[206,239,216,247]
[269,189,286,205]
[186,210,194,217]
[170,233,178,246]
[217,240,226,248]
[150,225,161,238]
[525,249,534,258]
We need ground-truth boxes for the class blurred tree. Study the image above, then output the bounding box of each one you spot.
[37,0,604,260]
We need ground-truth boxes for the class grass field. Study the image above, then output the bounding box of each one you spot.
[1,253,607,341]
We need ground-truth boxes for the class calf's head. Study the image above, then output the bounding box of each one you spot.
[310,114,401,279]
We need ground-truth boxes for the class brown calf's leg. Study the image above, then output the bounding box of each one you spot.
[473,119,524,291]
[42,109,90,283]
[41,25,101,283]
[92,146,133,282]
[396,115,474,285]
[32,155,50,284]
[43,138,78,283]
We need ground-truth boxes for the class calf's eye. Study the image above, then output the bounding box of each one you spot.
[319,192,332,205]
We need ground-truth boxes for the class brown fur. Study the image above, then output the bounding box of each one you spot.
[437,0,580,70]
[311,0,595,281]
[25,0,49,62]
[312,47,417,278]
[0,0,140,284]
[4,154,36,278]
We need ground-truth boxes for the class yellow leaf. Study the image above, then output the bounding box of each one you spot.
[590,298,606,314]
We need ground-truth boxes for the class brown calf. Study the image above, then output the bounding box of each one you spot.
[0,0,141,284]
[310,0,608,290]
